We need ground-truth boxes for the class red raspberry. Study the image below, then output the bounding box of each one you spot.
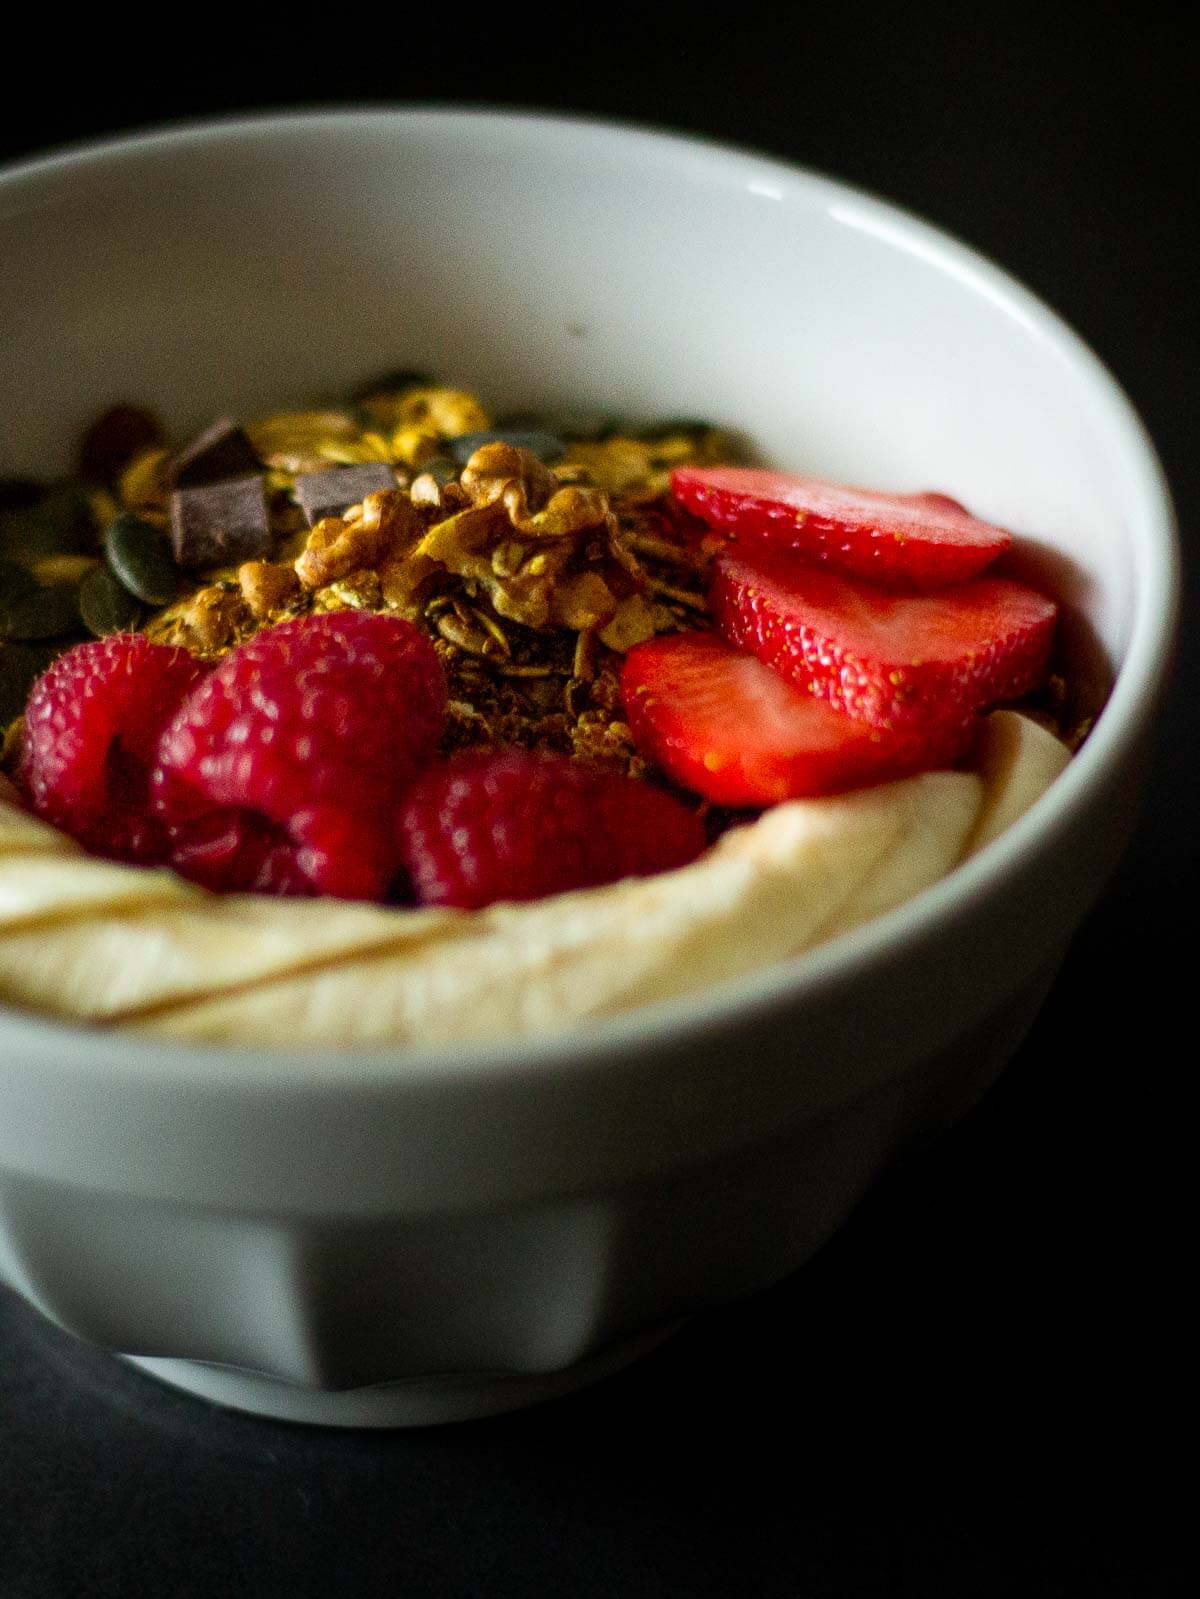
[152,611,446,900]
[398,750,707,910]
[18,634,205,864]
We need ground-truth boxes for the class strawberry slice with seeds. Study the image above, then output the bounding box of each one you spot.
[711,543,1057,734]
[621,634,971,806]
[672,467,1011,587]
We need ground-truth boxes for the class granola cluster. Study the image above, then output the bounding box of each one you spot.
[135,387,731,777]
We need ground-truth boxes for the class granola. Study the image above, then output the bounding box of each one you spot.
[112,385,731,782]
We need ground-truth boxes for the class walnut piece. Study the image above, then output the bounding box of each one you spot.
[238,560,302,619]
[294,490,422,590]
[162,583,253,656]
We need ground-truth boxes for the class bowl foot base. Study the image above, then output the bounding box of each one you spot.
[123,1321,682,1428]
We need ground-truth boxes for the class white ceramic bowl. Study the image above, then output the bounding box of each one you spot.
[0,110,1178,1426]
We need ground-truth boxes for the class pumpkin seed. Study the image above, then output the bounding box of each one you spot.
[0,577,84,642]
[78,563,144,637]
[105,512,178,605]
[630,417,716,441]
[0,482,95,559]
[448,430,566,467]
[423,454,459,486]
[0,640,56,723]
[0,478,45,514]
[31,554,100,588]
[0,557,35,600]
[499,409,614,442]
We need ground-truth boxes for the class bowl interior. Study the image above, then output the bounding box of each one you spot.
[0,110,1165,681]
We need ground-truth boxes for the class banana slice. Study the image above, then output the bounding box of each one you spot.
[0,894,461,1022]
[819,769,984,939]
[964,710,1072,858]
[0,709,1071,1047]
[131,771,982,1046]
[0,776,76,858]
[0,854,192,931]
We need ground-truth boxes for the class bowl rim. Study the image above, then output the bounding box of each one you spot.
[0,104,1181,1090]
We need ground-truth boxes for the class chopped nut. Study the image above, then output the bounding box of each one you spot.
[238,560,302,619]
[154,582,253,656]
[390,387,491,439]
[460,443,558,516]
[295,490,421,589]
[389,426,441,468]
[598,592,658,652]
[315,570,384,612]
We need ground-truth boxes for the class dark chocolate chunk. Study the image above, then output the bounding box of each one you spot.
[294,464,397,527]
[447,430,566,467]
[168,418,261,488]
[79,404,165,484]
[170,474,270,570]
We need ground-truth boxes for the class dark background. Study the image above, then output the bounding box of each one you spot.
[1,4,1194,1594]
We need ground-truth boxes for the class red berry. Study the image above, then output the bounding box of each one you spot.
[153,611,446,899]
[672,467,1012,588]
[18,634,204,863]
[621,634,969,806]
[711,543,1056,735]
[398,750,707,910]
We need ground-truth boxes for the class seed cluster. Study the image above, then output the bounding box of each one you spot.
[2,379,735,775]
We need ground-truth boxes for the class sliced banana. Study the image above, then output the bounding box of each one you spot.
[819,770,983,939]
[0,776,76,858]
[132,771,983,1046]
[964,710,1072,858]
[0,710,1072,1045]
[0,895,460,1022]
[0,854,191,932]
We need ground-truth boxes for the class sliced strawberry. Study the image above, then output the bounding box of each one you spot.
[711,543,1057,735]
[621,634,970,806]
[672,467,1011,587]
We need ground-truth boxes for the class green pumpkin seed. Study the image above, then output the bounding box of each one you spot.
[350,369,433,402]
[0,482,95,559]
[0,640,56,723]
[105,512,178,605]
[0,478,46,514]
[0,578,84,642]
[422,454,459,486]
[631,418,717,442]
[0,557,36,598]
[78,563,143,637]
[498,409,615,442]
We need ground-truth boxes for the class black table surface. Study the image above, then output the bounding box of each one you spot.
[1,6,1194,1595]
